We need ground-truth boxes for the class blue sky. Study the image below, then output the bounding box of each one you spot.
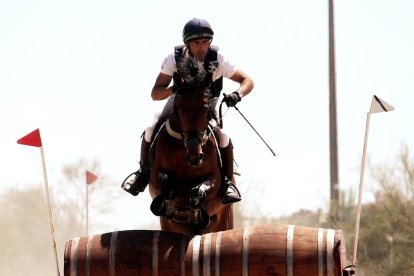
[1,0,413,228]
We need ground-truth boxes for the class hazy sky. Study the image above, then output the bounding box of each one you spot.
[1,0,413,229]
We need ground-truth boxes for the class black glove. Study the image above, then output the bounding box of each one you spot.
[223,91,242,107]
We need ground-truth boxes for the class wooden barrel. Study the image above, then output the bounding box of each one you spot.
[64,224,347,276]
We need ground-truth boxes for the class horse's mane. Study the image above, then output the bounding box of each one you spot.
[176,55,208,91]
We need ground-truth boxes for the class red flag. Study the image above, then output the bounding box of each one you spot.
[86,170,98,185]
[17,128,42,147]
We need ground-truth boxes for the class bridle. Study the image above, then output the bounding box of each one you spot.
[172,90,213,149]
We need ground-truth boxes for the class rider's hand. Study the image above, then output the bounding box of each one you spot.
[223,91,242,107]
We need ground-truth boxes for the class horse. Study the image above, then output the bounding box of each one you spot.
[148,56,234,235]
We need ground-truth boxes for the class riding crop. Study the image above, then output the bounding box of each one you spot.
[233,105,276,156]
[219,96,276,156]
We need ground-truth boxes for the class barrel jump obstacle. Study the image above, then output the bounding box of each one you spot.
[64,223,347,276]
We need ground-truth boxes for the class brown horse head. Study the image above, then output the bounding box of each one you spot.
[173,55,213,166]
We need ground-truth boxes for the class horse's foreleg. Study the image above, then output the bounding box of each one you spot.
[189,179,214,208]
[150,195,175,218]
[150,172,175,217]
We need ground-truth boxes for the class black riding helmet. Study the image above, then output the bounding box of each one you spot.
[182,18,214,44]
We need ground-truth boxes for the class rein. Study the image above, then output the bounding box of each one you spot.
[170,94,212,147]
[165,119,182,140]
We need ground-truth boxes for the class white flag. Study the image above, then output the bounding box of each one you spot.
[369,95,395,113]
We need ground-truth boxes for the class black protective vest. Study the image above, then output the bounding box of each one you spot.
[174,45,223,98]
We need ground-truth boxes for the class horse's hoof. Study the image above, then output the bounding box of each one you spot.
[195,209,210,229]
[150,196,166,216]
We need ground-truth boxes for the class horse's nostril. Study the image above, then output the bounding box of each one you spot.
[191,158,202,166]
[186,153,203,166]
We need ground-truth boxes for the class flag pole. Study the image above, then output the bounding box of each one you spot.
[85,170,97,236]
[86,175,89,237]
[40,146,61,276]
[351,95,395,267]
[352,111,371,266]
[17,129,60,275]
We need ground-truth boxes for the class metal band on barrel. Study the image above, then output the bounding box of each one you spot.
[109,231,118,276]
[203,233,212,276]
[242,226,251,276]
[287,225,295,276]
[326,229,335,276]
[215,231,222,276]
[70,237,80,276]
[152,231,160,276]
[317,228,324,276]
[85,235,94,276]
[192,235,201,276]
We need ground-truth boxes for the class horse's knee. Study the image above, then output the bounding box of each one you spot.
[158,172,174,198]
[190,186,206,208]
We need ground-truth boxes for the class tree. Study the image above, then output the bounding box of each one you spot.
[355,144,414,275]
[0,186,58,275]
[0,159,125,276]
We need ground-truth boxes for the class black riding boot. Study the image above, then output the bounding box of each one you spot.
[220,140,242,205]
[121,137,151,196]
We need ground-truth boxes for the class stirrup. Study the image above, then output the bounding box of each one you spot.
[221,179,242,205]
[121,170,149,196]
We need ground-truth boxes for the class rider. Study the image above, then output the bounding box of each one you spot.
[122,18,254,205]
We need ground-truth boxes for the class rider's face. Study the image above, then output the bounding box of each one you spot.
[188,39,211,61]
